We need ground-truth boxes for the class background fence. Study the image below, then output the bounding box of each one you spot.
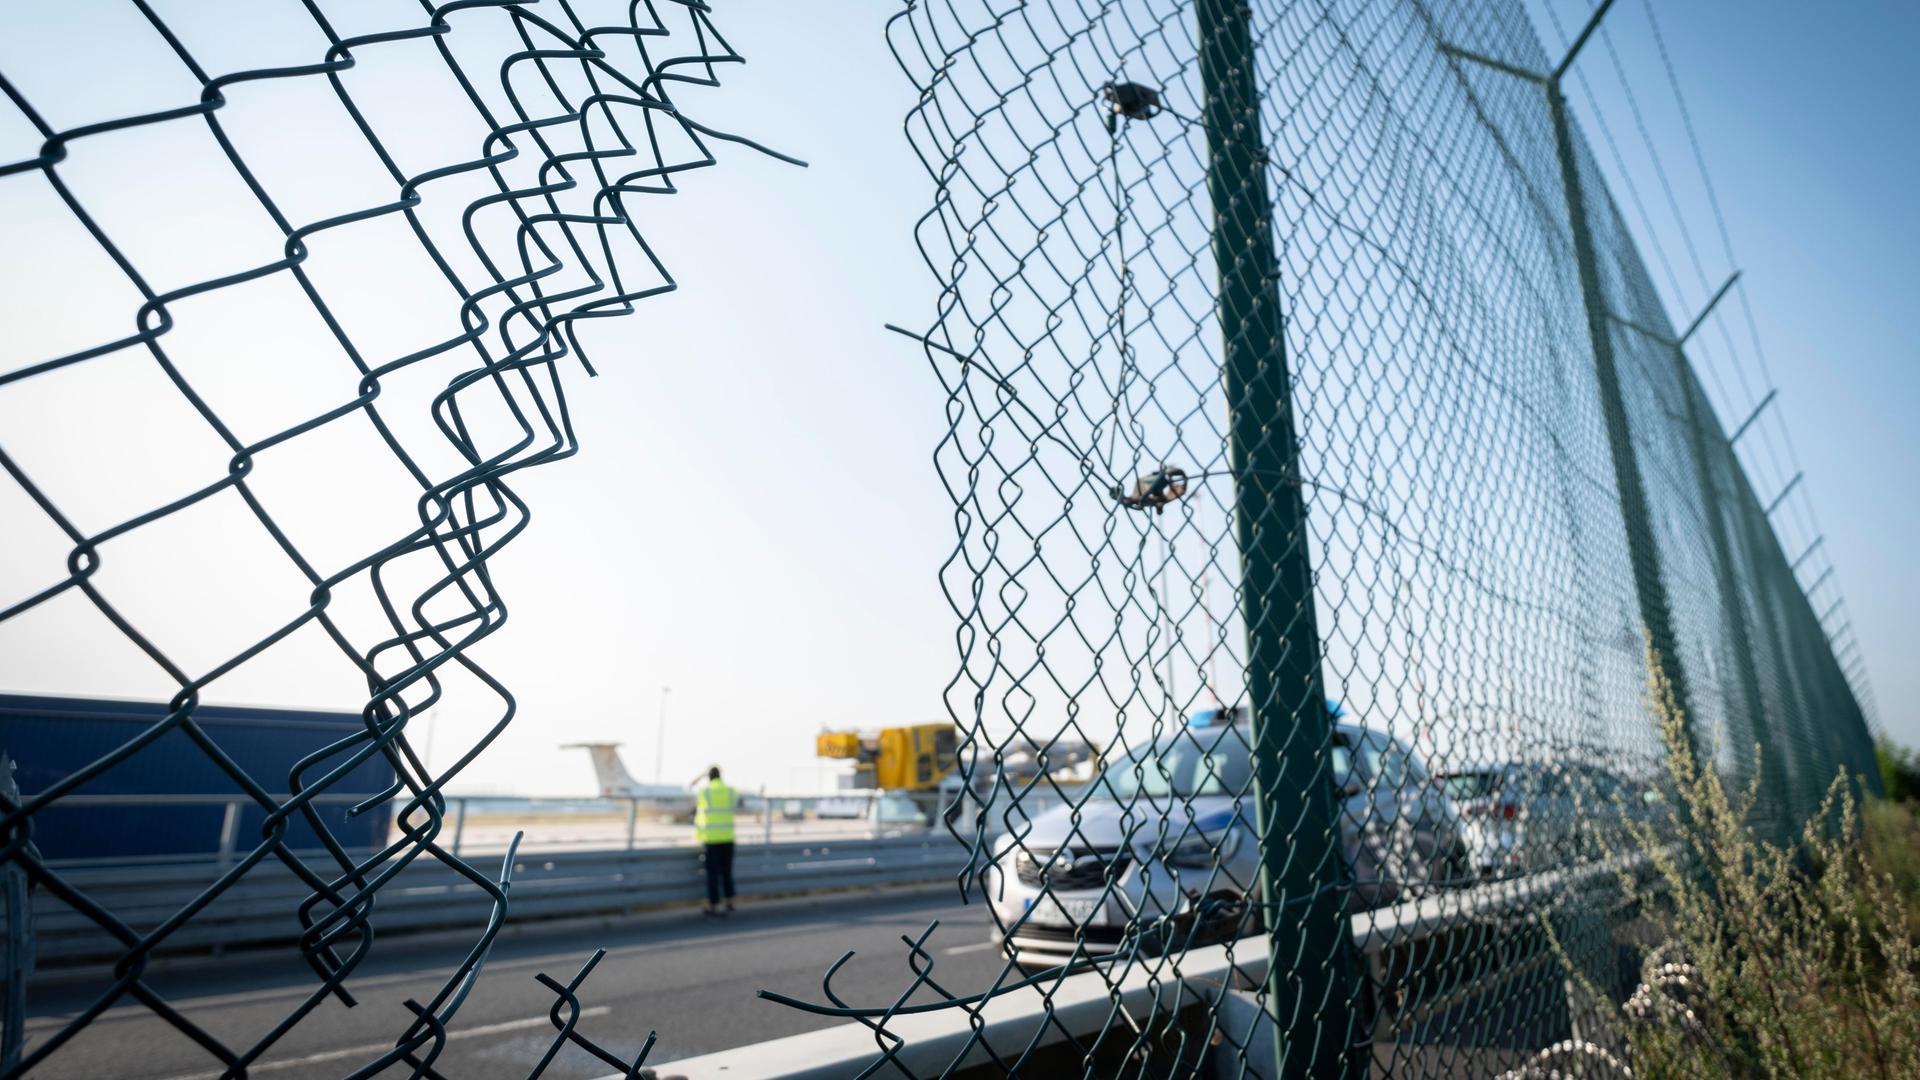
[27,834,960,966]
[0,0,1886,1078]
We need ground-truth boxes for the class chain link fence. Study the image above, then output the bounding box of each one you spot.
[0,0,1883,1078]
[749,0,1881,1075]
[0,1,795,1075]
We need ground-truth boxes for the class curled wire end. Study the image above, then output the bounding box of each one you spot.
[346,777,404,818]
[1111,466,1188,514]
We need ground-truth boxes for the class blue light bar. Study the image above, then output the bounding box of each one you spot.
[1188,706,1247,727]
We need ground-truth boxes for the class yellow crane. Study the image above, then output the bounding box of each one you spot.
[814,723,958,791]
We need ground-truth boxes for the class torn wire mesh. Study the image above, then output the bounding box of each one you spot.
[0,1,792,1075]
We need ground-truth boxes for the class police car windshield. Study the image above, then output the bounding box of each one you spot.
[1103,728,1253,799]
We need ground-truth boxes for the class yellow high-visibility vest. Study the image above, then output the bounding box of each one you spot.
[695,780,737,844]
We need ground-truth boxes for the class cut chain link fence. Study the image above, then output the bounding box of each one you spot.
[748,0,1882,1076]
[0,0,795,1076]
[0,0,1884,1078]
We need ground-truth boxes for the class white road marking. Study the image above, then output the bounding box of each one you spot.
[154,1006,610,1080]
[30,917,841,1032]
[940,940,999,955]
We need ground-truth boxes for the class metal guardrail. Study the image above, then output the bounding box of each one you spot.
[14,834,962,964]
[35,789,955,867]
[10,786,1031,965]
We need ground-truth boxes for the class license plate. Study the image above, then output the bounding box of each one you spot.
[1026,894,1104,926]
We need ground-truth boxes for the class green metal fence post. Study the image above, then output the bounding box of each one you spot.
[1197,1,1361,1075]
[1676,355,1789,836]
[1544,77,1698,757]
[1773,530,1880,798]
[1732,485,1822,820]
[1645,274,1792,836]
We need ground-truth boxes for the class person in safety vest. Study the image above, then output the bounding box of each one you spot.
[696,765,738,917]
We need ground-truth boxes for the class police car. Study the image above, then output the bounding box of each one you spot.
[983,706,1468,971]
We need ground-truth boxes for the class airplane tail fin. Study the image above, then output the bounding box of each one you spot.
[562,742,643,798]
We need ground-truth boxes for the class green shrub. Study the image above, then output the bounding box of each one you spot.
[1532,658,1920,1079]
[1876,741,1920,804]
[1862,796,1920,943]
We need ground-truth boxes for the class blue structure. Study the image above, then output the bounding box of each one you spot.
[0,694,394,861]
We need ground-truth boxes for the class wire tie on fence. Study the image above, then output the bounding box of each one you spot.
[1102,81,1163,128]
[1111,466,1190,514]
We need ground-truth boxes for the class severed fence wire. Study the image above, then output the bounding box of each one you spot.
[746,0,1886,1076]
[0,1,795,1076]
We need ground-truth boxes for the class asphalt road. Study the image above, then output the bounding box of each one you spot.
[20,887,1006,1079]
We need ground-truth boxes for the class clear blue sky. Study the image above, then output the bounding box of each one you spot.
[0,1,1912,794]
